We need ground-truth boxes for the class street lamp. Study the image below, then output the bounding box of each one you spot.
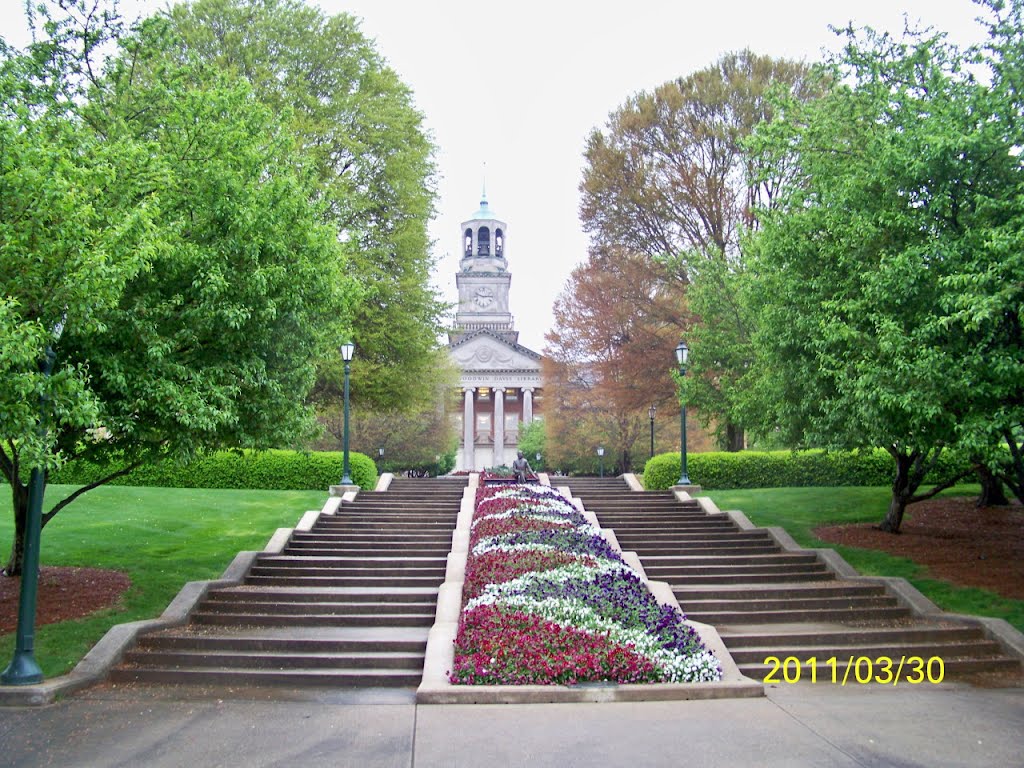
[648,404,657,460]
[340,341,354,486]
[3,317,64,685]
[377,446,384,471]
[597,446,605,478]
[675,340,691,486]
[535,451,541,470]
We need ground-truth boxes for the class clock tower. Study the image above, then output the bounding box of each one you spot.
[447,190,543,471]
[451,191,516,344]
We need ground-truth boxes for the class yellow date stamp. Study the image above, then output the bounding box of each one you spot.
[763,655,945,685]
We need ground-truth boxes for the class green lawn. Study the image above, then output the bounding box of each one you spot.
[704,485,1024,633]
[0,484,325,677]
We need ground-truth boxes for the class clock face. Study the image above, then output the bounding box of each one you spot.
[473,286,495,308]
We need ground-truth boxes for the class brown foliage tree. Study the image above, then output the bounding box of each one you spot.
[543,248,692,474]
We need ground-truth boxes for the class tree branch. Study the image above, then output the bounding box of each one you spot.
[41,458,147,527]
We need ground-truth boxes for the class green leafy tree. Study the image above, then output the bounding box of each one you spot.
[579,51,821,449]
[162,0,447,410]
[1,2,356,574]
[744,9,1023,531]
[516,419,547,471]
[317,349,460,473]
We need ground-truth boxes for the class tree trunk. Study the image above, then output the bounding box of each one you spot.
[878,450,914,533]
[976,464,1010,507]
[725,423,745,452]
[4,480,30,577]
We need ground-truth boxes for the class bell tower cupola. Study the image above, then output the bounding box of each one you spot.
[452,188,516,344]
[459,189,508,273]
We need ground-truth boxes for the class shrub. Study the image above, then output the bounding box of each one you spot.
[641,448,971,490]
[50,449,378,490]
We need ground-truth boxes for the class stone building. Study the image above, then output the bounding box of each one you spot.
[448,193,542,471]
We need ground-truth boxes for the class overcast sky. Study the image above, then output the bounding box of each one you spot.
[2,0,992,351]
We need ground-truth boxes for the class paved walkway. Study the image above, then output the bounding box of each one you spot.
[1,681,1021,767]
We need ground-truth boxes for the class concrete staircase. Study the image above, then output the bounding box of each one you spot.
[110,477,467,688]
[562,477,1022,683]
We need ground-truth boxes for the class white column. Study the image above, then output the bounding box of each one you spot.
[522,387,534,424]
[463,388,475,470]
[493,386,505,467]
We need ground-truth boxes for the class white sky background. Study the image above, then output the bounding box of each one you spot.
[1,0,992,351]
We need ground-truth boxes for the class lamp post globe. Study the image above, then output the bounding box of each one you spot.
[597,446,605,478]
[675,341,691,486]
[340,342,354,486]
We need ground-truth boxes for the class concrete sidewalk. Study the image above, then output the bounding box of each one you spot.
[1,682,1021,767]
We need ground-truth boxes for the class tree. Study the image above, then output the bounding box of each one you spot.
[579,51,821,449]
[945,0,1024,506]
[543,247,689,474]
[743,11,1023,531]
[516,419,546,471]
[1,2,356,574]
[161,0,447,411]
[316,349,461,473]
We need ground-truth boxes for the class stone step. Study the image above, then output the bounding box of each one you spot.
[676,594,901,613]
[738,655,1021,682]
[727,639,1007,665]
[256,556,446,567]
[290,530,452,541]
[719,625,988,648]
[245,575,444,588]
[248,566,445,578]
[309,527,453,539]
[621,544,780,557]
[618,531,773,542]
[661,571,835,585]
[683,606,910,624]
[109,666,422,688]
[199,600,435,616]
[299,538,452,548]
[192,611,434,627]
[205,593,434,606]
[331,512,460,524]
[610,521,739,532]
[121,648,425,671]
[138,632,427,655]
[674,583,886,600]
[642,552,821,566]
[595,516,722,526]
[283,546,452,557]
[323,516,458,525]
[305,525,454,534]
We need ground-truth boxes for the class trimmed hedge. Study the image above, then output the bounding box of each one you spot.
[50,449,378,491]
[641,448,972,491]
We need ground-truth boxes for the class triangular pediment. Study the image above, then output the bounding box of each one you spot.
[449,329,541,372]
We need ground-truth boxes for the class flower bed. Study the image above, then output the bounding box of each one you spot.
[450,484,721,686]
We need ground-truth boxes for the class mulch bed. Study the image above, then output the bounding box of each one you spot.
[814,497,1024,600]
[0,566,131,634]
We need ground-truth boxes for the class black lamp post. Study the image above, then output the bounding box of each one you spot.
[3,318,64,685]
[675,341,691,486]
[535,451,541,471]
[597,446,605,478]
[648,404,657,460]
[340,341,354,486]
[377,446,384,471]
